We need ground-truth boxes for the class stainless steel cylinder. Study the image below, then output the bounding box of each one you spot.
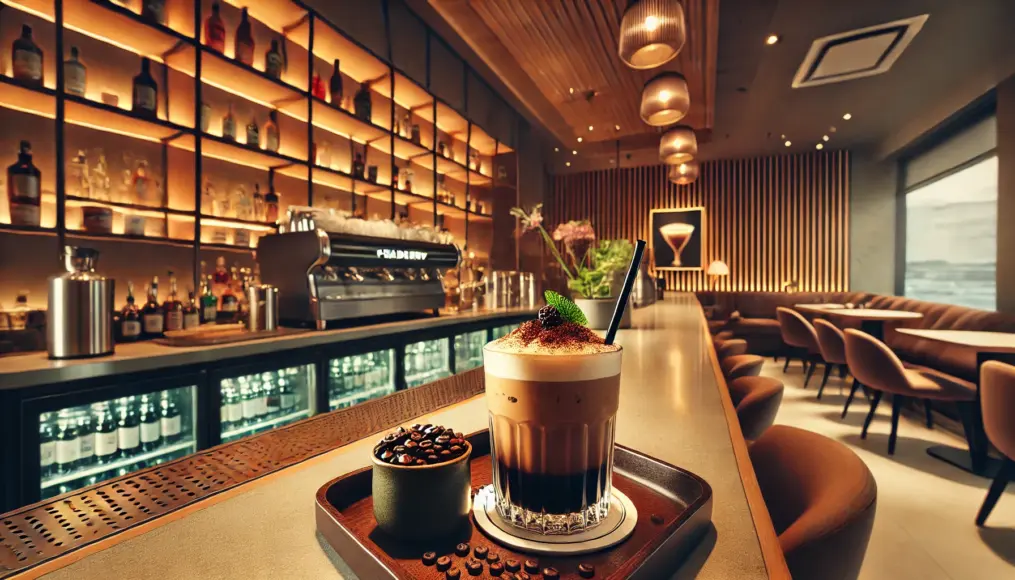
[47,247,114,359]
[247,284,279,331]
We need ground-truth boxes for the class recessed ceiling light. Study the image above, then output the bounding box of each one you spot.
[842,113,852,120]
[784,140,792,147]
[780,134,786,139]
[566,161,571,167]
[554,147,559,152]
[830,126,837,133]
[588,125,594,131]
[615,124,621,131]
[569,87,575,95]
[816,143,824,150]
[577,137,583,143]
[610,159,615,163]
[822,135,829,142]
[572,150,577,155]
[765,34,780,45]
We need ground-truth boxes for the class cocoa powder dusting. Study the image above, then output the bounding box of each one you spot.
[499,320,614,354]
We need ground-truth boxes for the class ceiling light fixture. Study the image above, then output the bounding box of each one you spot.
[765,34,780,45]
[640,72,690,126]
[572,150,578,155]
[569,87,575,95]
[615,124,621,131]
[668,160,699,185]
[816,143,824,150]
[566,162,571,167]
[577,137,583,143]
[784,140,792,147]
[842,113,852,120]
[822,135,829,142]
[659,125,697,164]
[588,125,594,131]
[554,147,559,152]
[619,0,686,69]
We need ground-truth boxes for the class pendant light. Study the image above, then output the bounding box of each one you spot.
[640,72,690,126]
[618,0,687,69]
[668,160,699,185]
[659,125,697,164]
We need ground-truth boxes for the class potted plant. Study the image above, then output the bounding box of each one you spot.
[511,204,634,329]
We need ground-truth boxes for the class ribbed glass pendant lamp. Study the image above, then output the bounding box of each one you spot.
[659,125,697,164]
[668,160,699,184]
[640,72,690,126]
[618,0,687,69]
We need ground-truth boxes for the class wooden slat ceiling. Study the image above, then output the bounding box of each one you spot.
[428,0,718,146]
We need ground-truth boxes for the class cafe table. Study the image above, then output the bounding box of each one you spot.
[795,306,923,341]
[895,329,1015,477]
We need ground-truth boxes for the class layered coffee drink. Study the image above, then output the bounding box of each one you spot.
[484,315,622,535]
[659,223,695,266]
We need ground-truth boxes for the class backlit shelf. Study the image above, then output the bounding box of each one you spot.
[373,133,432,161]
[200,133,306,170]
[65,94,194,145]
[65,196,194,217]
[470,212,493,222]
[391,188,432,206]
[201,216,276,231]
[198,48,308,118]
[311,96,387,144]
[0,75,56,118]
[0,223,56,234]
[311,165,389,195]
[65,230,195,247]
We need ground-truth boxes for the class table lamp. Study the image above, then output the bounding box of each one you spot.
[707,260,729,290]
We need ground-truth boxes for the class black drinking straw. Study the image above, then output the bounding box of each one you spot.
[604,239,646,345]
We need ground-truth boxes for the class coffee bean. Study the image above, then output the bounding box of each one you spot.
[384,433,398,443]
[410,432,423,441]
[380,450,394,460]
[578,563,596,578]
[486,553,500,564]
[489,561,504,576]
[473,545,488,560]
[415,459,426,465]
[436,556,452,571]
[445,566,461,579]
[455,543,470,556]
[396,426,407,434]
[516,573,531,580]
[435,435,451,445]
[419,440,434,449]
[405,440,419,450]
[454,431,464,439]
[422,552,437,565]
[505,559,520,572]
[440,450,451,457]
[449,438,464,446]
[465,559,483,576]
[523,560,539,573]
[433,445,445,452]
[396,454,414,465]
[410,423,423,431]
[543,567,560,579]
[393,445,407,454]
[426,454,440,463]
[449,445,463,453]
[650,513,664,525]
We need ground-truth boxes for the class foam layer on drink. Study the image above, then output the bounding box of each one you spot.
[485,321,621,382]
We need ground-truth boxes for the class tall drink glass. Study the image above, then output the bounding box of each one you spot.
[484,336,622,535]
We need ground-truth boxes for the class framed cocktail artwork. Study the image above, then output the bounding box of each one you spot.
[650,207,705,271]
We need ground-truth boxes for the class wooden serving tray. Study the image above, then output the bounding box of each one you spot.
[315,431,713,579]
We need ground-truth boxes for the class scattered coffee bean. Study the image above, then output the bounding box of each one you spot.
[578,562,596,578]
[486,553,500,564]
[446,566,461,579]
[473,545,488,560]
[422,551,437,565]
[543,567,560,579]
[504,558,520,572]
[489,561,504,576]
[434,445,445,452]
[410,423,422,431]
[650,513,664,525]
[455,543,470,557]
[523,559,540,573]
[465,559,483,576]
[436,556,452,571]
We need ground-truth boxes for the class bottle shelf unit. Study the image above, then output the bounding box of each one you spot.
[0,0,516,290]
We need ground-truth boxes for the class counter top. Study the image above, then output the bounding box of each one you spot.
[0,308,535,391]
[32,297,781,580]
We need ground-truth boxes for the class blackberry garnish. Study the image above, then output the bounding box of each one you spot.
[538,305,564,328]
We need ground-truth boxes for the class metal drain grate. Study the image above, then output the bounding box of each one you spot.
[0,369,483,577]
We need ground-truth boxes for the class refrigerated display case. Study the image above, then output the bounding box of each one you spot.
[491,324,518,340]
[328,349,396,409]
[455,330,486,372]
[219,364,316,444]
[38,385,197,499]
[404,338,451,388]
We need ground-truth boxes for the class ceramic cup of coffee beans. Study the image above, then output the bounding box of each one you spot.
[371,424,472,540]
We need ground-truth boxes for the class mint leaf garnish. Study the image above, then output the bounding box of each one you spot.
[544,290,588,326]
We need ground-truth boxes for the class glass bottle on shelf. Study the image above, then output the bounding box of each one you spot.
[200,102,212,132]
[411,124,421,145]
[12,25,43,88]
[264,110,279,152]
[7,140,41,227]
[437,140,448,158]
[64,47,86,97]
[239,378,256,425]
[235,184,252,220]
[213,256,231,287]
[141,0,166,26]
[352,152,365,179]
[264,172,279,222]
[162,273,184,332]
[234,7,254,66]
[77,409,95,469]
[133,160,152,205]
[132,58,158,119]
[116,397,141,459]
[160,391,182,444]
[139,395,161,452]
[403,167,414,193]
[68,150,90,198]
[264,377,280,418]
[201,179,215,215]
[401,112,411,139]
[252,183,265,220]
[246,114,259,148]
[220,282,239,316]
[279,377,296,414]
[254,376,268,421]
[329,59,343,105]
[118,281,142,342]
[90,152,110,201]
[9,291,30,330]
[312,69,326,100]
[93,403,118,464]
[55,410,80,474]
[142,278,165,339]
[222,102,236,141]
[264,38,284,79]
[354,82,372,122]
[200,275,218,323]
[317,141,331,167]
[40,412,57,478]
[204,2,226,53]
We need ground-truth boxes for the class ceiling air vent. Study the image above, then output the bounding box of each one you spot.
[792,15,928,88]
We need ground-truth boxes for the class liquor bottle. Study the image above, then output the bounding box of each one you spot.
[55,410,80,474]
[204,2,226,53]
[329,59,343,105]
[68,150,90,198]
[220,282,239,315]
[254,378,268,421]
[141,0,166,26]
[93,403,118,464]
[264,39,284,79]
[411,124,421,145]
[240,379,257,424]
[354,82,372,122]
[118,282,142,342]
[264,172,279,222]
[162,273,184,332]
[142,278,165,338]
[245,114,260,148]
[352,152,365,179]
[252,183,265,220]
[12,25,43,87]
[200,275,218,323]
[401,112,411,139]
[160,391,182,444]
[311,69,326,100]
[139,395,161,452]
[224,382,243,429]
[64,47,87,97]
[77,409,95,468]
[116,398,141,459]
[132,58,158,119]
[183,291,200,329]
[222,102,236,141]
[7,140,42,227]
[234,7,254,66]
[39,412,57,478]
[264,378,280,418]
[133,160,151,204]
[279,379,296,413]
[264,110,279,152]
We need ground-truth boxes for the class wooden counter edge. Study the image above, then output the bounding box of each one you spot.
[699,304,792,580]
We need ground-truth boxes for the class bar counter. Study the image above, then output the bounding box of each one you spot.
[10,297,785,579]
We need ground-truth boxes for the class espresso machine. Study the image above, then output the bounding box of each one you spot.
[257,229,460,329]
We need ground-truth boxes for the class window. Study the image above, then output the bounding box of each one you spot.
[904,155,997,310]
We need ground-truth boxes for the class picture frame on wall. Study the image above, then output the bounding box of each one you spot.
[650,207,705,271]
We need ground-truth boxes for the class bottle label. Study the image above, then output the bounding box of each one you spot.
[257,396,268,416]
[118,425,140,450]
[266,130,279,152]
[134,85,157,113]
[183,312,200,329]
[95,431,118,457]
[122,320,142,338]
[220,403,228,422]
[13,50,42,81]
[202,305,217,322]
[11,174,40,201]
[56,439,80,465]
[207,25,226,51]
[222,300,238,313]
[265,54,282,77]
[66,65,86,96]
[140,421,161,444]
[242,398,258,419]
[79,433,95,459]
[223,117,236,139]
[143,313,164,334]
[227,402,243,422]
[9,204,40,227]
[161,415,182,437]
[280,393,295,410]
[236,43,253,65]
[165,311,184,332]
[246,126,259,147]
[40,441,56,467]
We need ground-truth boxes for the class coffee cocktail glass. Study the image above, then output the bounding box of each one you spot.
[659,223,695,267]
[483,337,622,535]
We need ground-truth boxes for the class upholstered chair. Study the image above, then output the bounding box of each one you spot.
[721,354,764,381]
[717,338,749,358]
[976,361,1015,526]
[729,376,784,440]
[776,307,825,388]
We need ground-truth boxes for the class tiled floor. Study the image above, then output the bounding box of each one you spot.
[761,359,1015,580]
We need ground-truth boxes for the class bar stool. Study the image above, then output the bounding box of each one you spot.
[812,319,849,400]
[721,354,764,381]
[975,361,1015,526]
[776,307,825,387]
[729,376,784,440]
[750,425,877,580]
[717,338,748,358]
[843,329,977,456]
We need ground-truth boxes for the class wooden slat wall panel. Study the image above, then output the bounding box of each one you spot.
[548,151,850,292]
